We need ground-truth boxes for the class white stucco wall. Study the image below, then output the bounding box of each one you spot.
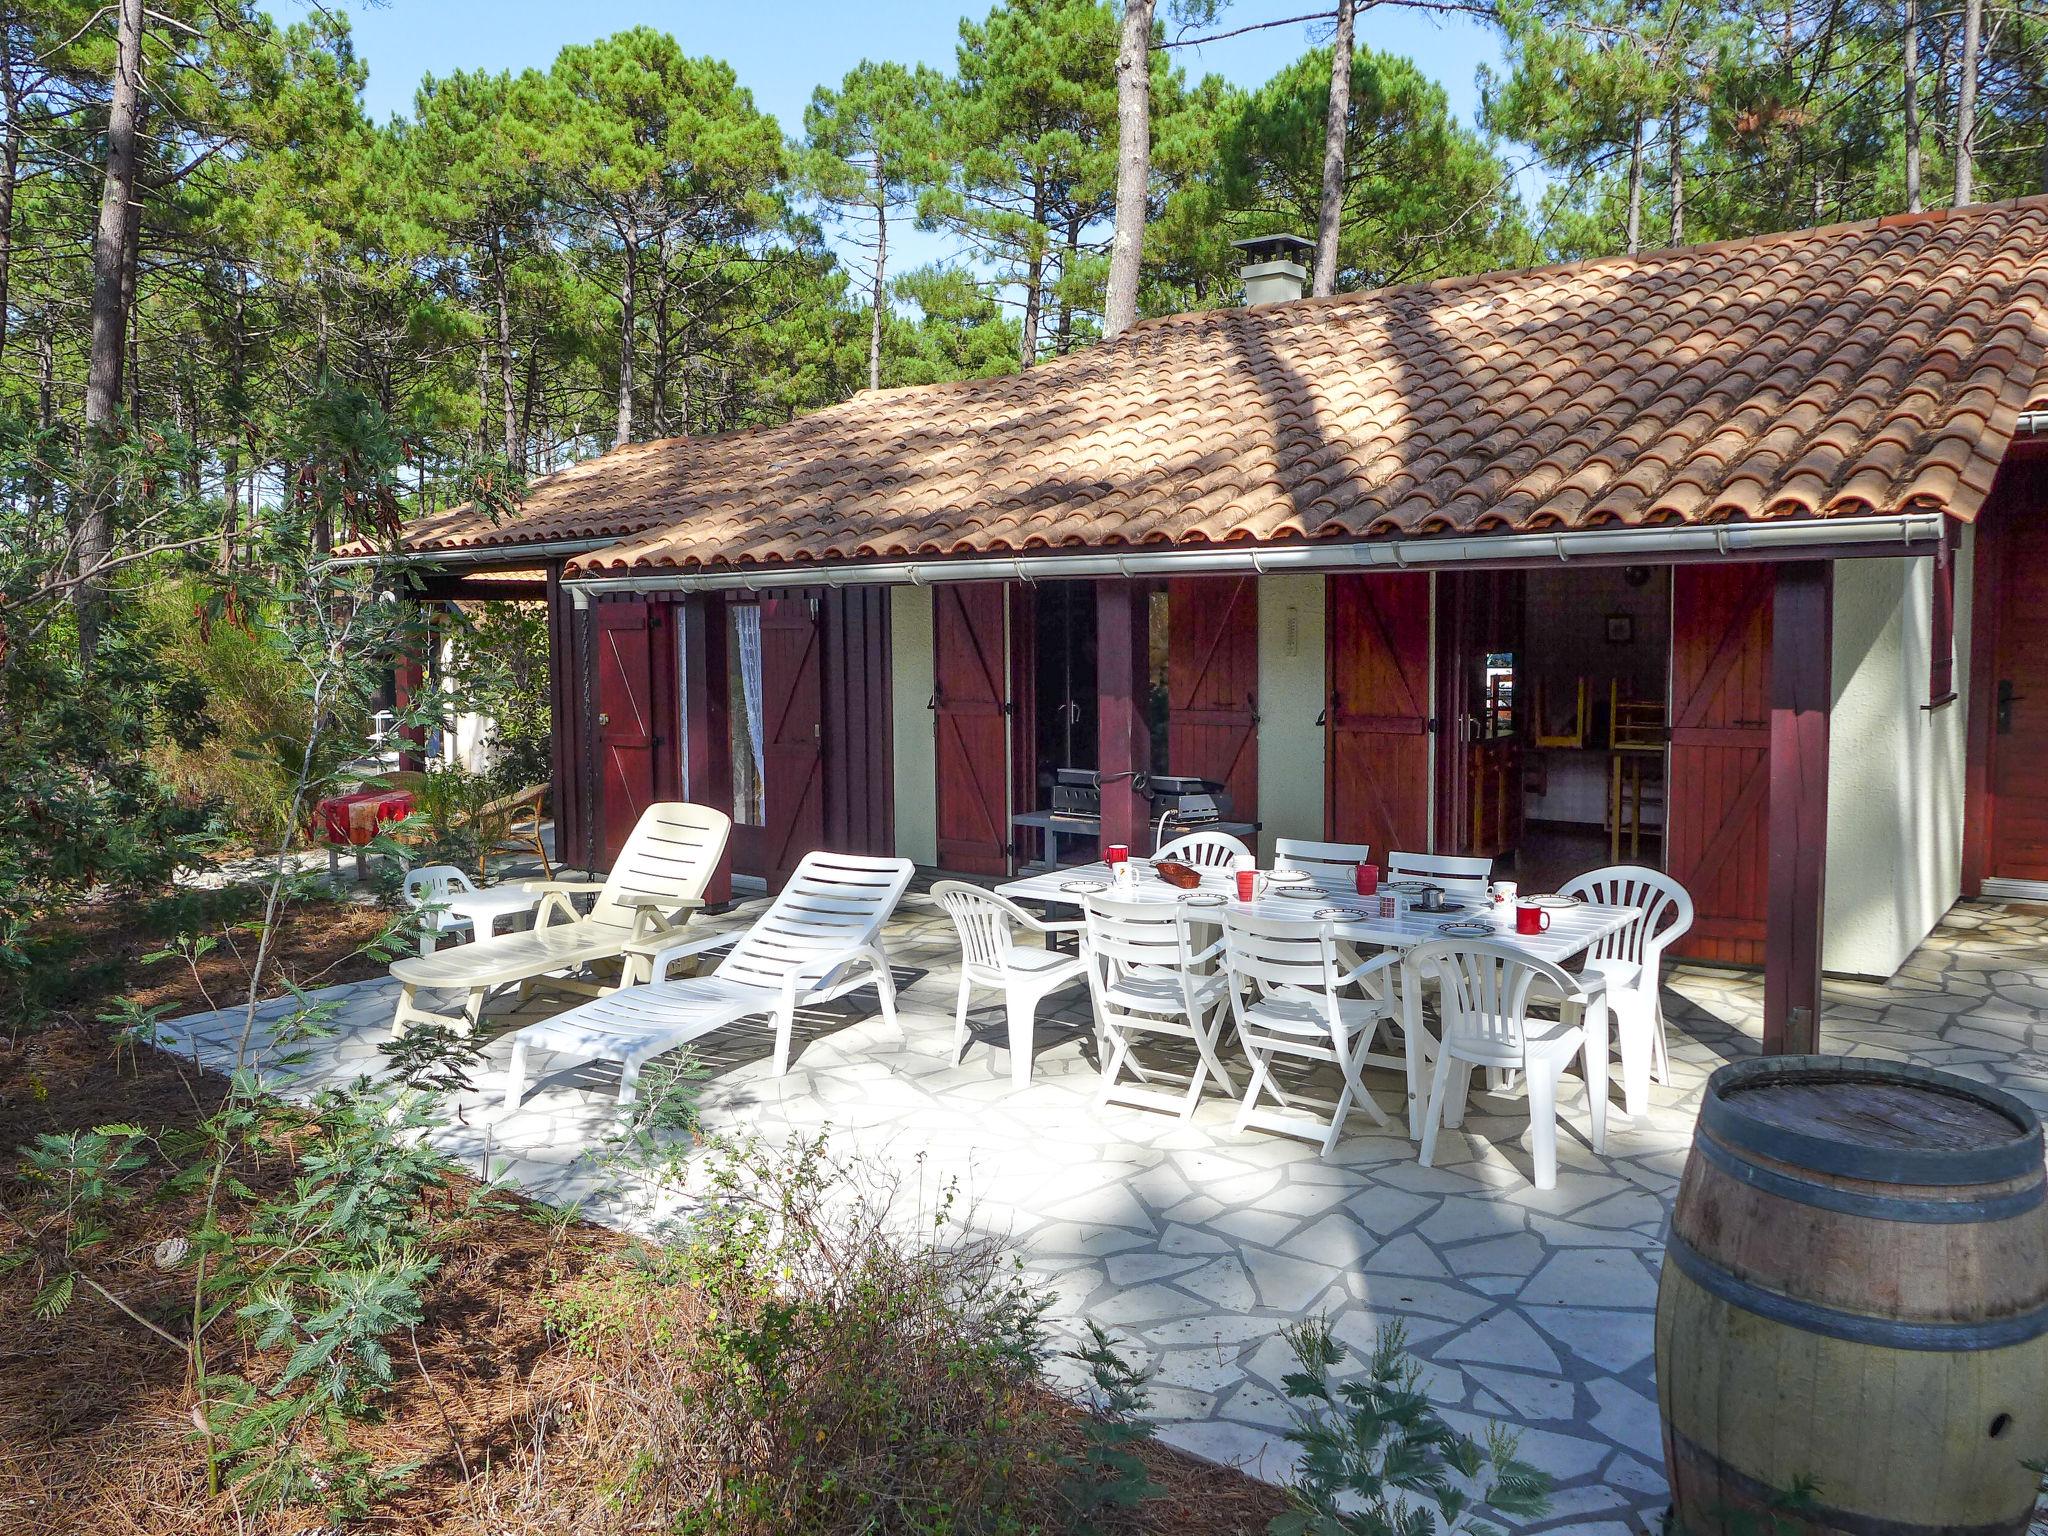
[1255,573,1327,863]
[890,586,939,867]
[1823,533,1973,978]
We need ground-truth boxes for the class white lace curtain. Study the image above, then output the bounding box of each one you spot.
[734,603,766,822]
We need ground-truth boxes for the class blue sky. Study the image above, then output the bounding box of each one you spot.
[335,1,1511,294]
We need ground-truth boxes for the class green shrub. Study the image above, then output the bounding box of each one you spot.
[533,1132,1060,1535]
[137,582,368,843]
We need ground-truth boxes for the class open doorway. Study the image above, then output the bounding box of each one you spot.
[1438,566,1671,891]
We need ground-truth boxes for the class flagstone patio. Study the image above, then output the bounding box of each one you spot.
[150,897,2048,1534]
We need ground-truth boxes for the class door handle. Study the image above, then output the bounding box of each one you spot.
[1999,679,2021,734]
[598,711,610,727]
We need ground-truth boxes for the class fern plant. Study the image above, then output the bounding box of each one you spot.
[1271,1317,1551,1536]
[1060,1321,1165,1533]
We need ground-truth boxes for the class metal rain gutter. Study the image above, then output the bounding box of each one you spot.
[2017,410,2048,436]
[564,512,1944,605]
[322,535,620,572]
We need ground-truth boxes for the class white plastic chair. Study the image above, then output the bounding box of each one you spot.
[1556,865,1695,1118]
[935,881,1087,1088]
[1273,837,1371,879]
[500,851,913,1111]
[1081,893,1238,1119]
[1387,850,1493,904]
[403,864,478,954]
[1153,830,1250,871]
[1410,938,1609,1191]
[1221,910,1401,1156]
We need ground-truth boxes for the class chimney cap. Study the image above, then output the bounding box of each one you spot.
[1230,232,1314,262]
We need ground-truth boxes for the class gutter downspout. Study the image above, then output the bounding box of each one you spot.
[563,512,1946,606]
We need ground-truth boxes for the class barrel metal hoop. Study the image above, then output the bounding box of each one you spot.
[1666,1231,2048,1351]
[1702,1058,2045,1187]
[1696,1129,2048,1224]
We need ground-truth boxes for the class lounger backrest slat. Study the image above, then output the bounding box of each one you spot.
[589,803,733,931]
[715,852,914,992]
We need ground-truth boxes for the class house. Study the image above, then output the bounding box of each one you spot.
[344,195,2048,1056]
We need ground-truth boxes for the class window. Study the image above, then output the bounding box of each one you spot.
[728,603,765,825]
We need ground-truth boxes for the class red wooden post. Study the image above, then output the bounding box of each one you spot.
[1764,560,1832,1055]
[680,593,734,905]
[1096,579,1152,854]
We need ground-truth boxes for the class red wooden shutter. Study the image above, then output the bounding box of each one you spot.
[1668,563,1774,964]
[1168,576,1258,823]
[933,583,1011,874]
[1325,573,1431,857]
[595,600,659,864]
[761,594,825,885]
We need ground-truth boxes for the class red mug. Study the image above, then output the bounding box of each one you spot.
[1355,862,1380,896]
[1515,903,1551,935]
[1106,843,1129,867]
[1235,868,1258,903]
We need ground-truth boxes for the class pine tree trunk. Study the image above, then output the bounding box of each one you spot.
[1666,103,1685,245]
[1057,219,1079,352]
[615,230,637,447]
[1625,116,1644,254]
[1954,0,1982,206]
[868,161,886,392]
[1102,0,1152,339]
[493,231,517,467]
[1903,0,1921,212]
[0,25,22,373]
[1020,182,1045,370]
[220,446,239,572]
[77,0,144,664]
[1312,0,1356,298]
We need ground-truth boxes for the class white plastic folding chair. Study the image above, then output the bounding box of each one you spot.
[1153,830,1249,871]
[934,881,1087,1088]
[1273,837,1371,879]
[1387,850,1493,903]
[1410,938,1609,1191]
[1080,893,1238,1119]
[499,852,913,1112]
[1556,865,1694,1118]
[1221,910,1402,1157]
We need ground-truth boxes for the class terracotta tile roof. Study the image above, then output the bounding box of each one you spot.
[387,197,2048,577]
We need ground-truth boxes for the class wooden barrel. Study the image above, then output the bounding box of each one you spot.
[1657,1056,2048,1536]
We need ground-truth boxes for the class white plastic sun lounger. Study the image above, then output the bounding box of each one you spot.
[388,802,731,1037]
[499,851,914,1111]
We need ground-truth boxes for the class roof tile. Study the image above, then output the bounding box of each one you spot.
[367,199,2048,575]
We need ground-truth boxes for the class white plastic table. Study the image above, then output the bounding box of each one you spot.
[997,859,1637,1138]
[432,885,543,947]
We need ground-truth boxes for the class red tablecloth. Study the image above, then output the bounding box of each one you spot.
[312,789,415,848]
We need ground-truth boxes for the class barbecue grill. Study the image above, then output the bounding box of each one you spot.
[1046,768,1235,845]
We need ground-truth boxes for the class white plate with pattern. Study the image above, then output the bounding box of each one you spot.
[1060,879,1109,895]
[1181,891,1228,907]
[1437,919,1496,937]
[1314,905,1369,921]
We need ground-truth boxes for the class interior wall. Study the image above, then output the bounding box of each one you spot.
[1823,538,1973,978]
[1521,566,1671,829]
[1256,572,1325,863]
[890,585,939,866]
